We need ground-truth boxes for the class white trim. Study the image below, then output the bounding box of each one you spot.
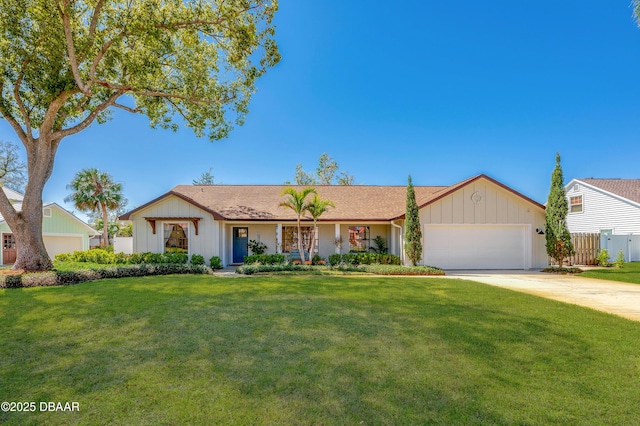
[159,220,191,255]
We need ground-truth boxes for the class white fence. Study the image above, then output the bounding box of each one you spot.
[114,237,134,254]
[601,234,640,262]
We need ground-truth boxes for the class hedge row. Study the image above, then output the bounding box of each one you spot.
[0,264,213,289]
[54,250,222,269]
[236,264,445,276]
[327,253,401,266]
[243,254,287,265]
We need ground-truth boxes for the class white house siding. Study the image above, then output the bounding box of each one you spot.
[419,178,547,268]
[130,195,219,260]
[565,181,640,235]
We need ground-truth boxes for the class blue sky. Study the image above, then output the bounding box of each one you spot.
[2,1,640,216]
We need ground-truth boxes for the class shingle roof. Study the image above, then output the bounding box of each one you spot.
[578,178,640,204]
[120,174,545,221]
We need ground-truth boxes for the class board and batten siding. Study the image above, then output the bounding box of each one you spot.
[130,194,220,260]
[418,178,548,268]
[565,180,640,235]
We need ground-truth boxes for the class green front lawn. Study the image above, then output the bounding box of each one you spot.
[1,275,639,425]
[580,262,640,284]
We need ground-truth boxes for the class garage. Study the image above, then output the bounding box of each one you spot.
[423,225,530,270]
[43,235,83,258]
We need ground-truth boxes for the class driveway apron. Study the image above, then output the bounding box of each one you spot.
[443,270,640,322]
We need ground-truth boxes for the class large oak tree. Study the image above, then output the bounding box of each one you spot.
[0,0,279,270]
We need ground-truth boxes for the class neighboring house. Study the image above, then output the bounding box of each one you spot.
[120,174,548,270]
[565,178,640,261]
[565,178,640,235]
[0,187,98,265]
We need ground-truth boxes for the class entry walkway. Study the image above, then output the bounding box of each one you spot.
[443,270,640,322]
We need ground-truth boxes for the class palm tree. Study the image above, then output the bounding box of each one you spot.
[279,187,317,263]
[65,168,123,247]
[307,194,335,260]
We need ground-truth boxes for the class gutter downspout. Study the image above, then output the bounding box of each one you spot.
[391,220,404,264]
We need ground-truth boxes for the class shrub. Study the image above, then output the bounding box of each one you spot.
[54,253,72,262]
[209,256,223,270]
[164,252,188,264]
[371,235,388,254]
[614,250,625,268]
[190,254,205,266]
[312,254,322,264]
[596,249,611,267]
[243,254,286,265]
[328,254,342,266]
[21,272,57,287]
[236,264,316,275]
[248,239,268,255]
[327,252,401,266]
[360,264,445,276]
[142,252,164,264]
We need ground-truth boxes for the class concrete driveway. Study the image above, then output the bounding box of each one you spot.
[443,270,640,322]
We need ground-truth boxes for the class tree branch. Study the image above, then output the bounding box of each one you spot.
[57,0,91,95]
[112,103,140,114]
[94,81,235,104]
[40,89,78,137]
[52,91,123,139]
[0,83,29,147]
[13,61,33,140]
[88,0,104,41]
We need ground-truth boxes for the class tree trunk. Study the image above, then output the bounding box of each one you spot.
[12,215,52,271]
[0,136,58,271]
[308,224,316,263]
[297,218,305,263]
[102,203,109,247]
[557,241,564,269]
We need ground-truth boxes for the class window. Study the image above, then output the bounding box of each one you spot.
[282,226,314,253]
[570,196,583,213]
[573,184,580,192]
[43,208,52,217]
[163,223,189,253]
[349,226,370,252]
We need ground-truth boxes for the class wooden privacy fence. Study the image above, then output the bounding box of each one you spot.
[548,233,600,266]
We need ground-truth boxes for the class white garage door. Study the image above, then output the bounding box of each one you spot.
[43,236,83,258]
[424,225,528,269]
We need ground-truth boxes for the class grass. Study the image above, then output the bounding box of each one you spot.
[580,261,640,284]
[1,275,639,425]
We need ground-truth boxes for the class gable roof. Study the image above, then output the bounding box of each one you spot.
[120,174,544,222]
[572,178,640,205]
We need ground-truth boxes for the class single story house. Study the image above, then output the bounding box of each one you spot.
[565,178,640,261]
[0,187,98,265]
[120,174,548,270]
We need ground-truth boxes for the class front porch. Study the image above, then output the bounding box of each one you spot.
[221,222,402,266]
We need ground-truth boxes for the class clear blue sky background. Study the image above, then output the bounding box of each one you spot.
[2,1,640,217]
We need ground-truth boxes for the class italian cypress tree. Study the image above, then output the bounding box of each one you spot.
[545,153,575,268]
[404,175,422,266]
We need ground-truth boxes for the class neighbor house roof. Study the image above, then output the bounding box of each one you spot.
[121,174,545,222]
[576,178,640,205]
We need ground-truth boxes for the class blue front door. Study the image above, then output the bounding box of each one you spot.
[233,227,249,263]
